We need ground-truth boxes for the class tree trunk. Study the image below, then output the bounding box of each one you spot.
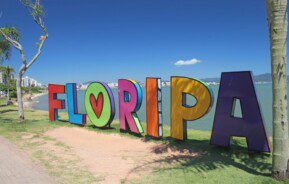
[266,0,289,180]
[16,74,24,121]
[6,87,10,105]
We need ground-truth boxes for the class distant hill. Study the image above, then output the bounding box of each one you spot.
[83,73,287,85]
[201,77,220,83]
[253,73,272,82]
[202,73,280,83]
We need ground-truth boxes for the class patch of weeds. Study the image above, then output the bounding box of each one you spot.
[54,141,70,149]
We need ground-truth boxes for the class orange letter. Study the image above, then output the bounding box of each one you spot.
[146,78,162,138]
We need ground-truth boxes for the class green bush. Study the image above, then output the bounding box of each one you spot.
[22,86,42,94]
[10,91,17,98]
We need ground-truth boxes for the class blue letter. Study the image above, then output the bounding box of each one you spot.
[66,83,86,125]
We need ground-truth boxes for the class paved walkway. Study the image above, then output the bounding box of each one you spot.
[0,136,54,184]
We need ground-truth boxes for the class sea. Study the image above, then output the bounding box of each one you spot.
[33,83,288,135]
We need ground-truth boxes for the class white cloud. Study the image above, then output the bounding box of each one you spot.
[174,58,202,66]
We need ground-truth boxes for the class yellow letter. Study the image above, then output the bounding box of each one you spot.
[171,77,214,140]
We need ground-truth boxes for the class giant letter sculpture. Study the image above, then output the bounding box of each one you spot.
[85,82,115,127]
[49,84,66,121]
[66,83,86,125]
[146,78,163,138]
[171,77,214,140]
[210,71,270,152]
[118,79,143,134]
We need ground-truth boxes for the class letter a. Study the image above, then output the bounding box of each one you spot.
[210,71,270,152]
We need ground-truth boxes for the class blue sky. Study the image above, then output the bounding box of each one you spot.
[1,0,274,84]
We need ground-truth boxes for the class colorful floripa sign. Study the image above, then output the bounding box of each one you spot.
[48,71,271,153]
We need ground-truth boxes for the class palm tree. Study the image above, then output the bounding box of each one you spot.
[1,66,14,104]
[0,28,17,105]
[266,0,289,180]
[0,65,14,104]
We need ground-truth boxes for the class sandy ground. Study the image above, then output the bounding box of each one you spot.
[45,127,197,184]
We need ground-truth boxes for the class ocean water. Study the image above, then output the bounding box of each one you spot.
[33,83,288,135]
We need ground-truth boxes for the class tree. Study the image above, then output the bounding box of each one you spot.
[0,65,15,104]
[0,38,11,65]
[266,0,289,180]
[0,26,19,64]
[0,0,48,121]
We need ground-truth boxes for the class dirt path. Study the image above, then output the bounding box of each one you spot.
[45,127,197,184]
[0,136,55,184]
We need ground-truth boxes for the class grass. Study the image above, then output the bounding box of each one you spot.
[0,101,287,184]
[0,103,96,183]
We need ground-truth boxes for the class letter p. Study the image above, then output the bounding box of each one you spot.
[171,77,214,140]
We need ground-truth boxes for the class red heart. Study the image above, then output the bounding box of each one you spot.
[90,93,104,118]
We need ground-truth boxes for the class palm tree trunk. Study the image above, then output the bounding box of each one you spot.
[266,0,289,180]
[6,70,11,105]
[16,73,24,121]
[6,87,10,104]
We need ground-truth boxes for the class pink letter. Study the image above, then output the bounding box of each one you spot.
[118,79,143,134]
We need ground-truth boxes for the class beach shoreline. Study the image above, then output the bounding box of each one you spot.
[22,92,47,109]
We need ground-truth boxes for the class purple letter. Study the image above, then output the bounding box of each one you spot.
[210,71,270,152]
